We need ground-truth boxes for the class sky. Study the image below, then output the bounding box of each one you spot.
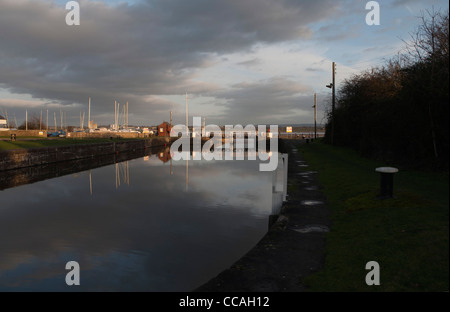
[0,0,448,128]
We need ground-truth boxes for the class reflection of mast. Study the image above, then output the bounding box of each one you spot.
[127,161,130,185]
[89,170,93,195]
[115,163,120,189]
[115,161,130,189]
[186,158,189,191]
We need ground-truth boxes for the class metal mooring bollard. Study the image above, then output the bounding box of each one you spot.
[375,167,398,199]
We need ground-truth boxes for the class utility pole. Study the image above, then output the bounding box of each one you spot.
[46,109,49,131]
[25,109,28,131]
[326,62,336,145]
[40,109,42,130]
[332,62,336,145]
[170,110,172,127]
[313,93,317,139]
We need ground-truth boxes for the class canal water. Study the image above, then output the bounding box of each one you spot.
[0,150,284,291]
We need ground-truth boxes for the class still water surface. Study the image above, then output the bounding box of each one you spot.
[0,152,282,291]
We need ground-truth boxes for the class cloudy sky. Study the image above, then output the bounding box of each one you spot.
[0,0,448,128]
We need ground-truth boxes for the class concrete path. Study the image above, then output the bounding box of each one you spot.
[196,139,331,292]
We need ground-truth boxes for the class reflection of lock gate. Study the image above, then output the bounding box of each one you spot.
[271,153,289,215]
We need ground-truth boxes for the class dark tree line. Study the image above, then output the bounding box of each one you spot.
[324,10,449,170]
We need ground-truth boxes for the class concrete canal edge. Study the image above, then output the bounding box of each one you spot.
[195,139,331,292]
[0,137,176,171]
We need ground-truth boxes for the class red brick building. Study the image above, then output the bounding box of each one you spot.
[157,122,172,137]
[158,147,172,163]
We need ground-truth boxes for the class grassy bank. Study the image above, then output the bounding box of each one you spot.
[0,137,143,151]
[297,141,448,291]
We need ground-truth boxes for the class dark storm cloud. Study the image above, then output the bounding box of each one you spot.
[210,76,314,125]
[0,0,338,124]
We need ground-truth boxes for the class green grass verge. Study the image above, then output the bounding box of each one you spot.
[298,142,449,291]
[0,137,144,151]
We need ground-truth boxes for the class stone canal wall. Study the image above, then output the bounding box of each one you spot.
[0,130,47,137]
[0,145,169,191]
[0,137,175,171]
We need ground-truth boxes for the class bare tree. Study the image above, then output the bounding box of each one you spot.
[402,9,449,65]
[18,113,46,130]
[402,9,449,158]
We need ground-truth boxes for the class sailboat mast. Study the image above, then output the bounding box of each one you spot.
[88,97,91,130]
[185,91,188,136]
